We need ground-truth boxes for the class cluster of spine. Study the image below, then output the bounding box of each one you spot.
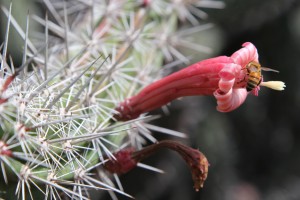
[0,0,224,199]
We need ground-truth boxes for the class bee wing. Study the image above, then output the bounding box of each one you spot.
[261,67,279,73]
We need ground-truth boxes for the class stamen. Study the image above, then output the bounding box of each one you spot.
[260,81,286,91]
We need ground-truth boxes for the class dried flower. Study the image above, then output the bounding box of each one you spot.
[103,148,137,174]
[114,42,286,121]
[103,140,209,191]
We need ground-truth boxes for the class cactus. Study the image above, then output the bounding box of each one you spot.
[0,0,225,199]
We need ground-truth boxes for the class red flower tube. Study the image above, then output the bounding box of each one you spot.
[113,42,285,121]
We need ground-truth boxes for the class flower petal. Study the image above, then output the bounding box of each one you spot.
[218,63,241,93]
[231,42,259,67]
[214,88,248,112]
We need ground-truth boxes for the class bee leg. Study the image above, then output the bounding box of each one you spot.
[258,75,263,85]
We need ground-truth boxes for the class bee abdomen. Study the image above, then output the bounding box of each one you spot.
[246,76,260,91]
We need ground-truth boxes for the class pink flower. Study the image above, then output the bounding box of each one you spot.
[214,42,259,112]
[113,42,285,121]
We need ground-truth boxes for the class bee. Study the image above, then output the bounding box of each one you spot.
[245,61,279,92]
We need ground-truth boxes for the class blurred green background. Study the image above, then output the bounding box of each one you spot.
[1,0,300,200]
